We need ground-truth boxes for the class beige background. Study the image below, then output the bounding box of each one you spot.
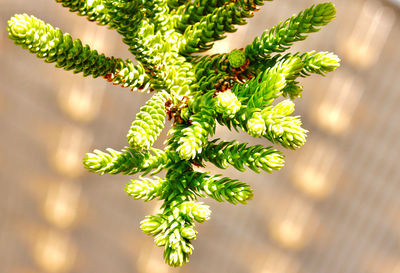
[1,0,400,272]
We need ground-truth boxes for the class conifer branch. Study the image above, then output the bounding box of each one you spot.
[215,89,242,118]
[177,108,216,160]
[140,207,197,266]
[282,80,303,99]
[193,53,231,91]
[127,90,170,150]
[83,147,168,175]
[8,14,149,89]
[261,100,308,149]
[245,2,336,61]
[108,58,150,90]
[280,51,340,99]
[233,56,304,108]
[55,0,111,25]
[176,0,267,34]
[246,110,267,137]
[8,14,115,78]
[174,0,230,33]
[125,176,165,201]
[8,0,339,267]
[167,0,190,10]
[104,0,144,39]
[299,51,341,76]
[197,139,285,173]
[193,49,258,93]
[199,175,254,204]
[180,0,265,54]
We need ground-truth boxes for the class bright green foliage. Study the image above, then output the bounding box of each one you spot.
[127,90,170,150]
[83,147,168,175]
[8,0,339,267]
[245,2,336,61]
[228,49,247,68]
[196,139,285,173]
[55,0,111,25]
[215,89,242,118]
[300,51,341,76]
[125,176,165,201]
[199,174,254,204]
[179,0,265,54]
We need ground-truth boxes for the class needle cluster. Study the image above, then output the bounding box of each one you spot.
[8,0,339,266]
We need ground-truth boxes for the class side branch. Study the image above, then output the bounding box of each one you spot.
[245,2,336,61]
[83,147,168,175]
[196,139,285,173]
[55,0,110,25]
[179,0,265,54]
[8,14,114,77]
[8,14,149,89]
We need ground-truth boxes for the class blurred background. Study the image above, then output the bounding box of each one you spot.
[1,0,400,272]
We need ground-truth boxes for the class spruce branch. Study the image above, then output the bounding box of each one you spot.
[174,0,230,33]
[8,14,115,78]
[180,0,266,54]
[83,147,168,175]
[199,174,254,204]
[177,108,216,160]
[197,139,285,173]
[274,51,341,78]
[55,0,111,25]
[103,0,144,39]
[127,90,170,150]
[282,80,303,99]
[299,51,341,76]
[261,100,308,149]
[245,2,336,61]
[193,53,231,90]
[275,51,340,98]
[7,13,149,89]
[175,0,266,34]
[107,58,150,90]
[193,49,256,93]
[215,89,242,118]
[247,111,267,137]
[140,209,196,266]
[9,0,339,267]
[125,176,165,201]
[142,0,170,28]
[233,56,303,108]
[167,0,190,10]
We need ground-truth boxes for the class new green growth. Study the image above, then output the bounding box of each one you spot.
[8,0,339,266]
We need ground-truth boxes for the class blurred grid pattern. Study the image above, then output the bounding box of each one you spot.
[1,0,399,273]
